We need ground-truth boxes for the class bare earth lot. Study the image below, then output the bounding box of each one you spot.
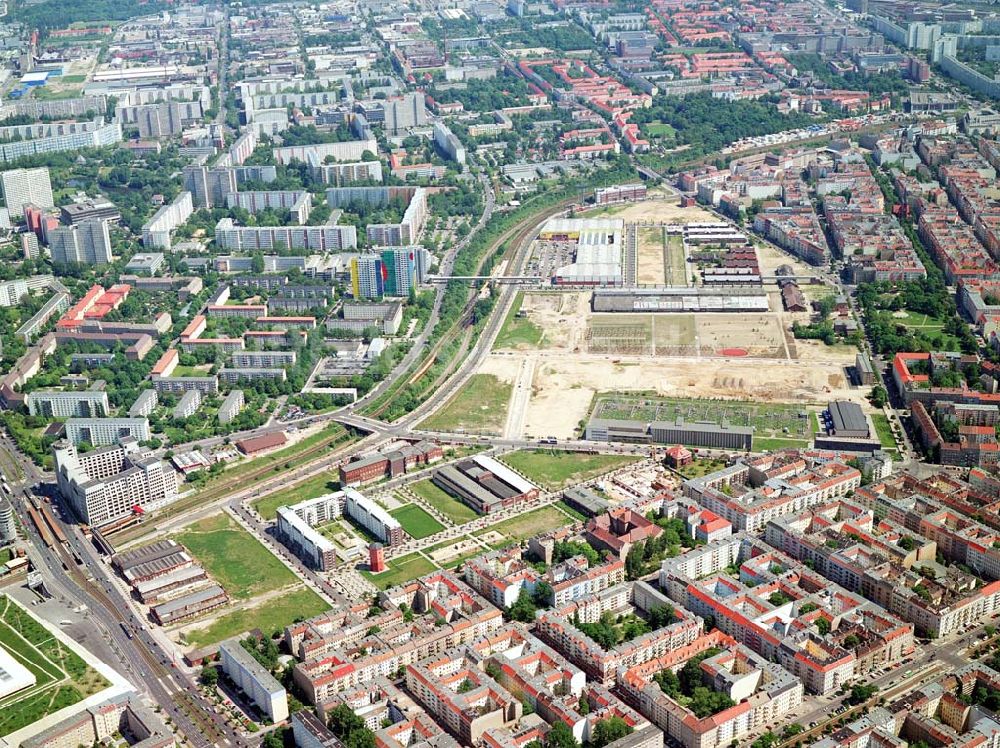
[484,353,861,440]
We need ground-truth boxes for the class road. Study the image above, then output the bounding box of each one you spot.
[11,483,241,748]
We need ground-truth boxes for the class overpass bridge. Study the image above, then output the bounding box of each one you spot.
[425,275,547,284]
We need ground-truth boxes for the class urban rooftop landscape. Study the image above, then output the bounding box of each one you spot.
[1,0,1000,746]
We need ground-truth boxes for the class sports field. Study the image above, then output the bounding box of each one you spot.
[390,504,445,539]
[591,394,815,446]
[501,450,642,490]
[174,513,297,599]
[0,596,110,736]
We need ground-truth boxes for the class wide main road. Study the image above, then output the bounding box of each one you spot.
[13,486,240,748]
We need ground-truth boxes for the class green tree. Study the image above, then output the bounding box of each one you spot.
[508,590,537,623]
[545,721,579,748]
[591,716,633,748]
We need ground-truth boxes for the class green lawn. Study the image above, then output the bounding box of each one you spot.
[362,553,438,590]
[494,292,544,350]
[252,472,340,520]
[410,479,479,524]
[174,513,297,599]
[871,412,897,449]
[390,504,445,540]
[675,458,728,479]
[500,450,642,491]
[0,596,109,736]
[474,506,573,547]
[60,74,87,83]
[31,87,82,100]
[752,437,809,452]
[556,501,588,522]
[421,374,512,435]
[183,587,330,647]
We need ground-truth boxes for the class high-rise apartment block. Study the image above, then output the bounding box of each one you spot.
[1,167,53,218]
[48,219,113,266]
[350,255,385,299]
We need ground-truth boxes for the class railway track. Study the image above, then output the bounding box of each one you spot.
[369,194,581,420]
[49,538,227,748]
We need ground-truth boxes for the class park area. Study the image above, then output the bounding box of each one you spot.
[409,479,479,525]
[591,395,816,449]
[420,374,512,435]
[362,553,438,590]
[0,596,110,736]
[474,505,575,548]
[390,504,445,539]
[501,450,642,490]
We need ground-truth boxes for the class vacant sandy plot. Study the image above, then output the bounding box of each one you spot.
[652,315,697,353]
[515,292,589,352]
[637,227,665,285]
[755,241,823,278]
[519,355,857,439]
[697,314,787,358]
[582,196,718,225]
[428,537,481,564]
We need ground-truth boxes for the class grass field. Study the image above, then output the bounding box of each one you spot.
[183,587,330,647]
[556,500,588,522]
[495,292,544,350]
[871,412,897,449]
[252,472,340,520]
[500,450,642,490]
[665,233,687,286]
[390,504,445,539]
[644,122,677,139]
[410,479,479,524]
[591,395,815,446]
[174,513,297,599]
[892,311,962,351]
[474,506,572,547]
[421,374,512,435]
[362,553,437,590]
[0,596,109,736]
[675,457,728,479]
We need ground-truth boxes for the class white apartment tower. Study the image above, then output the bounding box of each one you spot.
[1,167,54,217]
[48,219,113,266]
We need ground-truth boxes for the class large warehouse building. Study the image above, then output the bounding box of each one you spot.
[432,455,539,514]
[591,286,769,313]
[586,417,754,450]
[540,218,626,286]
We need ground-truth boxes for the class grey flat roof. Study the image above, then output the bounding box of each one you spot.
[828,400,867,434]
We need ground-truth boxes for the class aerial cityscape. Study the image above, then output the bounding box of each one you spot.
[1,0,1000,746]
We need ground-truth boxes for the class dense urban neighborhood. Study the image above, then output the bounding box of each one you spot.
[1,0,1000,747]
